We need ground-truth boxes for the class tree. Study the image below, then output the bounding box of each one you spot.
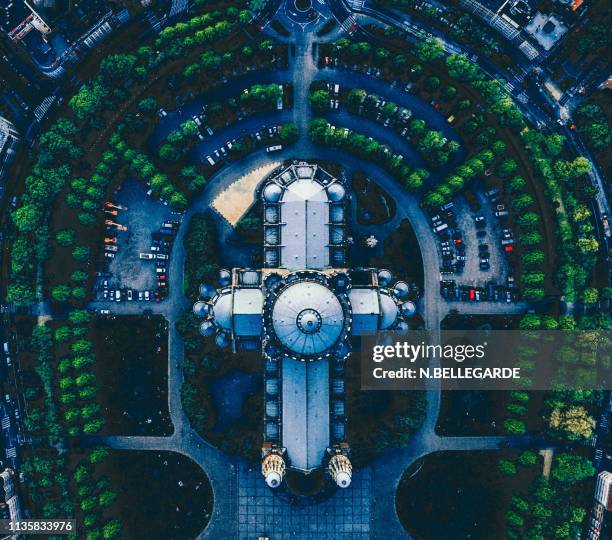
[99,490,117,507]
[504,418,526,435]
[69,310,91,325]
[72,246,90,262]
[518,450,537,466]
[581,287,599,304]
[551,454,595,483]
[138,97,158,114]
[89,447,111,465]
[12,204,41,232]
[415,38,444,62]
[56,229,76,246]
[309,89,330,113]
[498,459,516,476]
[548,406,595,441]
[279,123,298,143]
[102,520,121,539]
[54,326,72,342]
[52,285,72,302]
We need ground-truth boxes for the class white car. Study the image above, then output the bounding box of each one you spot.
[155,254,169,260]
[100,309,111,315]
[266,145,282,153]
[139,253,155,260]
[144,291,150,301]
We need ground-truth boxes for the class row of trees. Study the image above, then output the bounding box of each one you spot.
[53,311,105,437]
[184,38,280,81]
[183,213,220,298]
[7,119,82,305]
[110,132,188,210]
[73,449,122,540]
[333,85,460,167]
[309,118,430,191]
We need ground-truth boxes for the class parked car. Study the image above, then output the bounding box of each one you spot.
[127,290,133,301]
[104,252,115,259]
[139,253,155,260]
[266,145,282,153]
[155,254,169,260]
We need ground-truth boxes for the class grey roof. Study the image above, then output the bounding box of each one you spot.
[279,178,330,269]
[271,281,344,356]
[348,288,380,335]
[211,292,232,331]
[282,357,330,471]
[233,288,263,336]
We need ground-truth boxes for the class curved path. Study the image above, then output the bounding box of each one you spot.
[86,16,540,540]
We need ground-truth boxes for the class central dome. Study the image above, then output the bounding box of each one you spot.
[271,281,345,356]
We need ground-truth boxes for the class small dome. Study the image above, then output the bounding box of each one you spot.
[377,269,393,287]
[266,379,279,396]
[264,249,278,267]
[330,226,345,245]
[327,183,346,202]
[393,281,409,298]
[265,227,279,245]
[264,205,279,223]
[215,332,231,348]
[380,292,399,330]
[332,379,345,395]
[396,321,409,333]
[193,301,208,317]
[199,284,216,300]
[265,421,279,439]
[218,269,231,287]
[266,401,279,418]
[265,471,282,488]
[263,183,283,202]
[335,471,351,488]
[401,301,416,317]
[199,320,215,337]
[332,400,345,417]
[330,204,345,224]
[212,293,232,330]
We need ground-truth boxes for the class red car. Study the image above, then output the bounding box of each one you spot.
[469,288,475,301]
[504,245,514,252]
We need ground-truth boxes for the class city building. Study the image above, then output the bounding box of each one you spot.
[587,470,612,539]
[0,467,22,536]
[525,12,568,51]
[194,162,416,490]
[0,118,20,201]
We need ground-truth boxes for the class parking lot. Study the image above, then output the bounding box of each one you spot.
[94,179,177,303]
[431,184,518,303]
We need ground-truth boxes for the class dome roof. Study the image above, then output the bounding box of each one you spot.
[193,301,208,317]
[211,293,232,330]
[377,269,392,287]
[218,269,231,286]
[199,320,215,337]
[401,301,416,317]
[335,471,351,488]
[265,471,282,488]
[396,321,409,333]
[263,183,283,202]
[271,281,345,356]
[380,292,399,329]
[199,284,216,300]
[327,183,346,202]
[393,281,409,298]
